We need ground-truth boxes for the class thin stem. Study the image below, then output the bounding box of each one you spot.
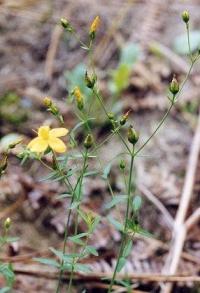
[81,109,123,221]
[67,150,88,292]
[186,23,193,62]
[55,152,85,293]
[72,31,89,50]
[134,101,174,157]
[108,146,135,292]
[39,159,53,171]
[92,88,132,155]
[91,126,121,153]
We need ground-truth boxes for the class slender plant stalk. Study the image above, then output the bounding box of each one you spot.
[67,150,88,292]
[134,101,174,157]
[186,23,193,62]
[108,145,135,292]
[55,153,86,293]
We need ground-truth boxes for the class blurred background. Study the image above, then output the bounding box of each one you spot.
[0,0,200,292]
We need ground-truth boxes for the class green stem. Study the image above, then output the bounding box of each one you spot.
[81,110,123,220]
[55,153,85,293]
[186,23,193,62]
[134,101,174,157]
[108,146,135,292]
[67,150,88,293]
[92,88,132,154]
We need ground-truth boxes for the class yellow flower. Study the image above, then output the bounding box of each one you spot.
[27,126,69,153]
[89,16,100,34]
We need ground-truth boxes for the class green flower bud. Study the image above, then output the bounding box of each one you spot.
[85,71,96,89]
[127,126,139,145]
[60,18,69,28]
[108,112,114,120]
[8,139,22,149]
[119,160,126,170]
[4,217,11,230]
[60,18,73,32]
[84,134,93,149]
[169,75,179,95]
[120,110,131,126]
[182,10,190,23]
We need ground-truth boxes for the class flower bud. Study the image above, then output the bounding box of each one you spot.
[4,217,11,230]
[60,18,69,28]
[182,10,189,23]
[84,134,93,149]
[85,71,96,89]
[89,16,100,40]
[108,112,114,120]
[120,110,131,126]
[127,126,139,145]
[43,97,52,107]
[119,160,126,170]
[8,139,22,149]
[169,75,179,95]
[72,86,84,110]
[60,18,73,32]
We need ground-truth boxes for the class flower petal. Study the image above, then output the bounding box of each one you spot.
[49,138,67,153]
[49,128,69,138]
[27,137,48,153]
[38,126,50,139]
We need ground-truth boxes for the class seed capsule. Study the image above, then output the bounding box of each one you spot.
[127,126,139,145]
[4,217,11,230]
[84,134,93,149]
[169,75,179,95]
[119,160,126,170]
[85,71,96,89]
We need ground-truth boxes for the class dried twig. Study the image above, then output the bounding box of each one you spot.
[13,267,200,283]
[162,109,200,293]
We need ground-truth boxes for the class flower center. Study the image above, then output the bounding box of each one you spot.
[38,126,50,140]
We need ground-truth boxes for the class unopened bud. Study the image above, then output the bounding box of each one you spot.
[4,217,11,230]
[72,86,84,110]
[60,18,73,32]
[85,71,96,89]
[127,126,139,145]
[120,110,131,126]
[89,16,100,40]
[169,75,179,95]
[119,160,126,170]
[43,97,52,107]
[8,139,22,149]
[84,134,93,149]
[182,10,190,23]
[60,18,69,28]
[108,112,114,120]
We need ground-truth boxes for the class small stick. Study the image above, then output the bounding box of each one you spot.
[162,109,200,293]
[13,267,200,283]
